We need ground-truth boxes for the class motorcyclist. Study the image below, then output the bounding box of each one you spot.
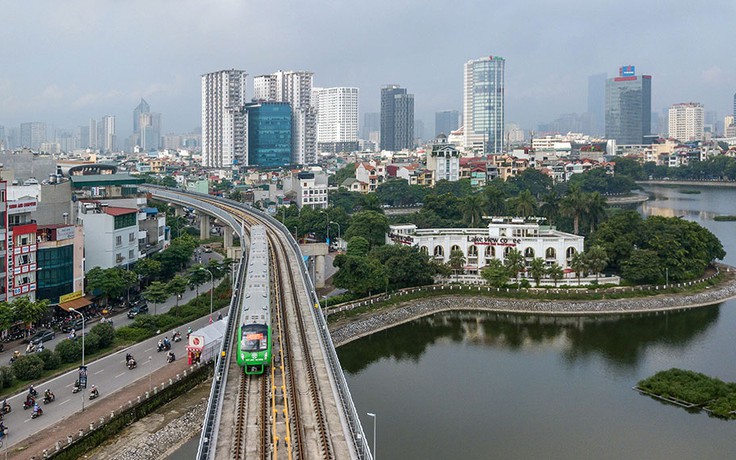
[28,385,38,398]
[90,385,98,398]
[1,398,8,413]
[166,351,176,362]
[125,353,133,363]
[173,330,181,341]
[187,326,192,338]
[32,403,41,416]
[157,339,164,351]
[44,389,54,401]
[26,343,35,354]
[163,337,171,349]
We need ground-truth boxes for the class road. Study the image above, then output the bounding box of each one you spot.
[0,247,229,448]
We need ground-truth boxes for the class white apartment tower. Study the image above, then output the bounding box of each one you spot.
[253,70,317,164]
[668,102,704,142]
[201,69,248,168]
[100,115,116,152]
[463,56,505,154]
[313,87,359,153]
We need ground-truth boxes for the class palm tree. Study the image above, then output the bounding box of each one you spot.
[529,257,546,287]
[547,263,564,287]
[560,185,587,235]
[539,190,561,225]
[570,252,587,286]
[484,185,508,216]
[511,189,538,217]
[585,192,607,234]
[447,249,466,281]
[585,245,608,283]
[461,194,486,227]
[504,248,526,288]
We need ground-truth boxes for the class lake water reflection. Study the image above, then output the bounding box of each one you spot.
[338,185,736,460]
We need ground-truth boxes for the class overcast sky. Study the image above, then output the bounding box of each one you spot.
[2,0,735,137]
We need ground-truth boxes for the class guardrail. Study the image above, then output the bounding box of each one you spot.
[146,187,371,460]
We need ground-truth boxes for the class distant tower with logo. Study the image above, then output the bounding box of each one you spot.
[605,65,652,144]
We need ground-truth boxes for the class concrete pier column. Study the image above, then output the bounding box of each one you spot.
[315,254,325,288]
[174,206,185,217]
[224,229,233,250]
[200,214,210,240]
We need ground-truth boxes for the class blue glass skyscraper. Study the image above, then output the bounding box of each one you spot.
[246,101,292,167]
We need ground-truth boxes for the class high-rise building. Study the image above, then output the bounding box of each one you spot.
[20,122,47,150]
[89,118,98,150]
[463,56,505,154]
[604,66,652,144]
[253,71,317,164]
[133,98,161,151]
[380,84,414,151]
[733,92,736,119]
[0,125,5,150]
[435,110,460,137]
[587,73,607,136]
[362,112,380,140]
[201,69,248,168]
[133,98,150,135]
[313,87,359,153]
[100,115,117,152]
[245,101,292,167]
[668,103,704,142]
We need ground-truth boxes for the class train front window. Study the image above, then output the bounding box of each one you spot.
[242,325,268,352]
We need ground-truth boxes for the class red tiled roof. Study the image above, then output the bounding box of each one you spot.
[103,206,137,216]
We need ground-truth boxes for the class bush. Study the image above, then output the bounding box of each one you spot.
[0,366,15,389]
[90,323,115,348]
[11,354,45,381]
[37,349,61,371]
[116,326,151,343]
[56,339,83,363]
[83,333,101,354]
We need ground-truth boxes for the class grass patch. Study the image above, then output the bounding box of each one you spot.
[714,215,736,221]
[637,368,736,419]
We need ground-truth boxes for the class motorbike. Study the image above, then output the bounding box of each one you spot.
[1,403,11,415]
[89,389,99,400]
[22,399,35,410]
[127,359,137,370]
[31,407,43,419]
[166,353,176,363]
[157,342,171,352]
[43,394,55,405]
[72,381,82,394]
[172,333,182,343]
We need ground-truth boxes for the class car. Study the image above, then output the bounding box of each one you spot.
[203,246,212,253]
[127,303,149,318]
[61,318,85,333]
[29,330,56,345]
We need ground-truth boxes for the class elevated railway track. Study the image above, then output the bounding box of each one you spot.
[145,187,371,460]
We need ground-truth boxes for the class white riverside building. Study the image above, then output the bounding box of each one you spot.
[387,218,588,282]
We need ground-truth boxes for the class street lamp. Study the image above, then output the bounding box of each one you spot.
[69,307,85,412]
[199,267,214,323]
[329,221,341,251]
[367,412,377,460]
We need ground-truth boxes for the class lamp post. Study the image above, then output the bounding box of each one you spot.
[367,412,377,460]
[200,267,214,323]
[329,221,341,250]
[69,307,85,412]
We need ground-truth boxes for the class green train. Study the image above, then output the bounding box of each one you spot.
[236,226,272,374]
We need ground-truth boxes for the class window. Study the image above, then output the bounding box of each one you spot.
[129,249,135,260]
[433,245,444,258]
[485,246,495,259]
[545,247,556,259]
[451,245,462,254]
[468,245,478,257]
[566,247,577,259]
[420,246,428,255]
[129,233,136,242]
[524,248,535,259]
[116,235,122,246]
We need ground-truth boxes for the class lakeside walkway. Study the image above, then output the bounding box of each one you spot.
[329,266,736,347]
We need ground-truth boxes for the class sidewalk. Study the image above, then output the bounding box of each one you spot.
[7,359,204,459]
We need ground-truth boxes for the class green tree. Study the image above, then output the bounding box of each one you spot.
[547,263,564,287]
[369,245,438,289]
[585,245,608,283]
[507,168,553,198]
[333,254,388,296]
[584,192,607,234]
[134,258,162,281]
[143,281,169,315]
[587,211,645,271]
[359,193,383,213]
[188,264,211,296]
[539,190,561,225]
[331,163,357,187]
[480,259,509,288]
[11,354,44,381]
[460,194,486,227]
[560,185,587,235]
[376,180,424,207]
[614,156,645,180]
[55,339,82,363]
[504,248,526,288]
[167,275,189,308]
[447,249,466,280]
[529,257,546,287]
[0,302,14,333]
[90,322,116,348]
[11,297,50,327]
[569,252,587,286]
[37,349,61,370]
[621,249,663,284]
[483,182,509,216]
[346,236,370,257]
[86,267,137,305]
[510,189,538,217]
[344,211,389,248]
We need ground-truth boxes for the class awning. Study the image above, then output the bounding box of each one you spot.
[58,297,93,311]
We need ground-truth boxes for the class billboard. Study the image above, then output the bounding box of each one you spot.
[619,65,636,77]
[56,226,76,241]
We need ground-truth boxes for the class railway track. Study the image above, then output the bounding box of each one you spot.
[166,191,361,459]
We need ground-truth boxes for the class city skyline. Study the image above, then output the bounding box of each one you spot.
[1,1,734,137]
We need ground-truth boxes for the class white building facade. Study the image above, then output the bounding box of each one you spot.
[201,69,248,168]
[463,56,505,154]
[426,137,460,181]
[668,102,704,142]
[387,218,584,275]
[78,203,140,272]
[313,87,359,152]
